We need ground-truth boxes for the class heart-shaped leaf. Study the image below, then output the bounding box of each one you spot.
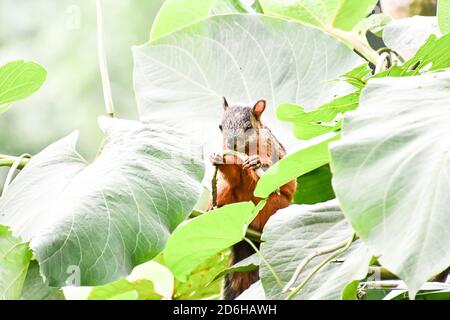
[135,14,363,151]
[0,117,204,287]
[330,71,450,297]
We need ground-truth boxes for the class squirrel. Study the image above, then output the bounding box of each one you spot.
[209,97,297,300]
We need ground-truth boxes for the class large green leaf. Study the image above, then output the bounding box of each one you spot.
[0,225,32,299]
[254,132,339,198]
[259,0,378,31]
[0,60,46,114]
[260,200,371,299]
[0,117,204,287]
[135,14,363,151]
[164,202,258,282]
[330,71,450,297]
[150,0,263,41]
[438,0,450,34]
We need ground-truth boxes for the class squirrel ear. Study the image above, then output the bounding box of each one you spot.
[222,97,229,110]
[252,100,266,120]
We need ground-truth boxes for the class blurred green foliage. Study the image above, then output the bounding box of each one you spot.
[0,0,164,160]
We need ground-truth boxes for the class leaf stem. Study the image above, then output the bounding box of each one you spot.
[285,233,356,300]
[326,28,380,65]
[96,0,115,117]
[244,237,284,289]
[0,155,30,169]
[282,236,354,293]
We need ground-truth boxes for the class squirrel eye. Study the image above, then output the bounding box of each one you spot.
[244,122,252,131]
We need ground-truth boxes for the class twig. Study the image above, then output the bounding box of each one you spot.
[211,166,219,209]
[285,233,356,300]
[96,0,115,117]
[282,237,354,293]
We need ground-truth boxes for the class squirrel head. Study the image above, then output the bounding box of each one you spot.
[219,97,266,153]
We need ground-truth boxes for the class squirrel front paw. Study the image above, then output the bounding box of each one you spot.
[243,155,262,170]
[210,153,224,165]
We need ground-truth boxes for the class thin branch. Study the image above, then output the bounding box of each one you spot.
[96,0,115,117]
[282,237,354,293]
[285,233,356,300]
[211,165,219,209]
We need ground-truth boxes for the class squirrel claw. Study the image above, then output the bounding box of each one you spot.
[243,155,262,170]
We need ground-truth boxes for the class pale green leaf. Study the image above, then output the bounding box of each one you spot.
[353,13,392,38]
[0,60,46,113]
[438,0,450,34]
[88,278,161,300]
[259,0,378,31]
[164,202,256,282]
[380,33,450,77]
[0,117,204,287]
[277,92,359,140]
[150,0,263,41]
[330,71,450,297]
[135,14,364,152]
[260,200,371,299]
[383,16,440,59]
[0,225,32,300]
